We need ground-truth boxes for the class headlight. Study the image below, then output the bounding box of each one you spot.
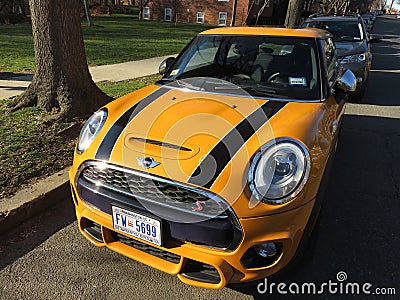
[77,108,108,154]
[248,139,310,205]
[340,53,367,63]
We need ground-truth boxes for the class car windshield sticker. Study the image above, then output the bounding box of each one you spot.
[170,69,179,76]
[289,77,307,86]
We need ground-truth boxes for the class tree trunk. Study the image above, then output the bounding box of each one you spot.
[83,0,94,26]
[284,0,305,28]
[8,0,111,121]
[138,0,142,19]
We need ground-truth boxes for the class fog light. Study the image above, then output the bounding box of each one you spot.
[241,241,283,269]
[254,242,277,258]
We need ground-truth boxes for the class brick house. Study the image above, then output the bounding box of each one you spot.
[143,0,274,26]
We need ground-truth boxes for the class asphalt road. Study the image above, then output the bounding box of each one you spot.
[0,15,399,300]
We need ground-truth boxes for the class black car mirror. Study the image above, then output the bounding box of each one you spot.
[336,69,357,93]
[159,57,176,75]
[368,34,382,43]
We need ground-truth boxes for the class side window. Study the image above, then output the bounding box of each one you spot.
[323,38,337,86]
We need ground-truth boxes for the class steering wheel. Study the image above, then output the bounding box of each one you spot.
[267,72,281,82]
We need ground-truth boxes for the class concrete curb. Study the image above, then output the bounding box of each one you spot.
[0,167,71,235]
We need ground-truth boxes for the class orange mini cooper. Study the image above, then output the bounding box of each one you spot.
[69,27,356,289]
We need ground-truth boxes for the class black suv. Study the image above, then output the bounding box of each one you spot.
[301,14,381,101]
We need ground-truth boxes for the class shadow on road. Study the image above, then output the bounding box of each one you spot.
[360,18,400,106]
[229,114,400,299]
[0,198,76,271]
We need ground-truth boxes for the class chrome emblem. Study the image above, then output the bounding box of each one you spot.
[137,157,160,169]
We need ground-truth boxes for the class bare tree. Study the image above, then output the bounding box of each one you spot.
[319,0,350,14]
[255,0,271,25]
[7,0,111,121]
[243,0,271,25]
[284,0,306,27]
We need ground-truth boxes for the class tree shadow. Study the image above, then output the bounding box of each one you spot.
[0,73,33,81]
[0,198,76,271]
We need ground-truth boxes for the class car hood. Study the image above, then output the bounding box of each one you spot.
[94,84,286,185]
[335,40,367,57]
[81,83,329,217]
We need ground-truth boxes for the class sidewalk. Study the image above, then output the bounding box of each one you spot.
[0,54,174,234]
[0,54,175,100]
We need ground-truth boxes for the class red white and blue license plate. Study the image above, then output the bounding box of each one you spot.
[112,206,162,246]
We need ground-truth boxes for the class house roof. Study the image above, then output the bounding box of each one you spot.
[199,27,332,39]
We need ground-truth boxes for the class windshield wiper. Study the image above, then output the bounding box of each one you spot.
[243,86,290,99]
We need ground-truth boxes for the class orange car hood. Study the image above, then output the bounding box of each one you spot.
[95,85,286,188]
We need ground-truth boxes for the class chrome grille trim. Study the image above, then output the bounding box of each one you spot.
[78,161,230,218]
[75,160,243,250]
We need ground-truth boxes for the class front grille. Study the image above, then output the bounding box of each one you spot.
[76,161,243,250]
[82,164,225,217]
[111,231,181,264]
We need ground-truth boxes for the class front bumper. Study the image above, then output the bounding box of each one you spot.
[70,165,315,289]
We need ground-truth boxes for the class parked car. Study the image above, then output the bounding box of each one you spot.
[361,16,373,32]
[301,14,381,101]
[69,27,356,289]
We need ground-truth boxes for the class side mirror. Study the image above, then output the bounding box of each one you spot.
[159,57,175,75]
[337,69,357,92]
[368,34,382,43]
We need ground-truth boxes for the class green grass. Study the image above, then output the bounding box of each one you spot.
[0,100,77,199]
[0,74,159,199]
[0,14,212,74]
[97,74,161,98]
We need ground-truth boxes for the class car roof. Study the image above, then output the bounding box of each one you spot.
[306,16,361,22]
[199,27,332,39]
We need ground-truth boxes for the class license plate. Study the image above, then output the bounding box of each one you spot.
[112,206,162,246]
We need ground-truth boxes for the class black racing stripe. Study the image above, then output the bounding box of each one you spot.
[95,88,169,161]
[188,101,287,189]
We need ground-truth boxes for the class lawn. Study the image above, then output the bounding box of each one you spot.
[0,14,212,74]
[0,75,160,199]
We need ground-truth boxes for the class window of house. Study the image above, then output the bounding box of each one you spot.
[197,12,205,24]
[165,8,172,22]
[143,7,150,20]
[218,12,227,26]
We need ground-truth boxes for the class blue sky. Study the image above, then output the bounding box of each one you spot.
[386,0,400,10]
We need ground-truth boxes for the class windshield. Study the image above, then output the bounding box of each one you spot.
[302,21,364,42]
[160,35,321,100]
